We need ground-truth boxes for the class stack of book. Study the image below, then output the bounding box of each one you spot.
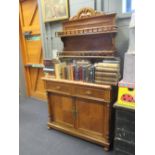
[94,60,120,85]
[54,60,120,85]
[55,61,95,83]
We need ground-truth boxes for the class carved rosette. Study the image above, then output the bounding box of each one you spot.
[69,7,103,21]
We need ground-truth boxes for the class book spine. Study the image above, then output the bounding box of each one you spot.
[96,63,119,68]
[73,65,76,80]
[95,67,119,72]
[64,66,67,79]
[75,65,79,80]
[61,66,64,79]
[55,64,60,79]
[79,66,82,81]
[92,66,95,83]
[82,66,86,82]
[67,65,70,80]
[95,71,118,77]
[70,65,73,80]
[88,66,95,83]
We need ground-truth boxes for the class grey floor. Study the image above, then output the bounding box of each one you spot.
[19,97,114,155]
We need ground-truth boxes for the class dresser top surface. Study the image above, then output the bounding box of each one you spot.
[42,77,112,90]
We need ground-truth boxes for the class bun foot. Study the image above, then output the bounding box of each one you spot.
[103,146,110,151]
[47,126,52,130]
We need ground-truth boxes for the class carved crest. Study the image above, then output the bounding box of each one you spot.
[69,7,103,21]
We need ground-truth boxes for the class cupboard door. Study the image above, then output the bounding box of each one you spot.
[75,98,106,138]
[49,93,74,128]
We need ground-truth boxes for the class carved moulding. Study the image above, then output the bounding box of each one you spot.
[69,7,103,21]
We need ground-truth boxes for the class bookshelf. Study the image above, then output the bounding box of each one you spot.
[43,7,120,151]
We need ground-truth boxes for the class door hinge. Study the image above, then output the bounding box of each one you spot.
[24,31,32,39]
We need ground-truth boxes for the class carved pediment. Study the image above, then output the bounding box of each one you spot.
[69,7,103,21]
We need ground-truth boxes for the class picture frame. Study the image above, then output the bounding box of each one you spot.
[41,0,69,22]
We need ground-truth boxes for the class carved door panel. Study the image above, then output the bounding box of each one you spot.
[49,94,75,128]
[75,98,107,138]
[19,0,46,100]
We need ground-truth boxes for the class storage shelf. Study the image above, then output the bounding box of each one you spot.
[56,31,117,38]
[55,25,117,38]
[57,50,117,59]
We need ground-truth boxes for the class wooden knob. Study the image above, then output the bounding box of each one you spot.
[56,86,61,90]
[85,90,92,95]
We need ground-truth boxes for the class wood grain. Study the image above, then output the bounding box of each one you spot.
[43,78,117,151]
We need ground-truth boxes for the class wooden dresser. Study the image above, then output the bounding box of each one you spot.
[43,8,119,151]
[43,78,117,151]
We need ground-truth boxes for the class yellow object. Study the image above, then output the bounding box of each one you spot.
[117,86,135,108]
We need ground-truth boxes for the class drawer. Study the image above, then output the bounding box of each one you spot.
[75,86,111,101]
[45,81,74,94]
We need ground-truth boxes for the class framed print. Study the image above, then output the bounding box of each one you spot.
[41,0,69,22]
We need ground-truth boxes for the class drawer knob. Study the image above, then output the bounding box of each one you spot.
[85,90,92,95]
[56,86,61,90]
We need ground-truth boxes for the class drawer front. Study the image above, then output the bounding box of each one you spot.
[45,81,74,94]
[75,86,111,101]
[45,81,111,101]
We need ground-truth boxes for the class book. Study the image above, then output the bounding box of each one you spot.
[75,65,79,80]
[88,65,95,83]
[95,62,119,68]
[79,65,83,81]
[70,64,74,80]
[67,65,70,80]
[55,62,66,79]
[64,66,68,79]
[82,66,86,81]
[95,76,118,82]
[95,71,118,77]
[61,65,65,79]
[73,65,76,80]
[55,63,61,79]
[95,66,120,72]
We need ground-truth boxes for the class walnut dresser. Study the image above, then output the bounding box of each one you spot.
[43,8,119,151]
[43,78,117,151]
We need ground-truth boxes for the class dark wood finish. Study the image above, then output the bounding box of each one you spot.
[56,7,117,57]
[43,8,118,152]
[62,34,115,52]
[63,8,116,32]
[43,78,117,151]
